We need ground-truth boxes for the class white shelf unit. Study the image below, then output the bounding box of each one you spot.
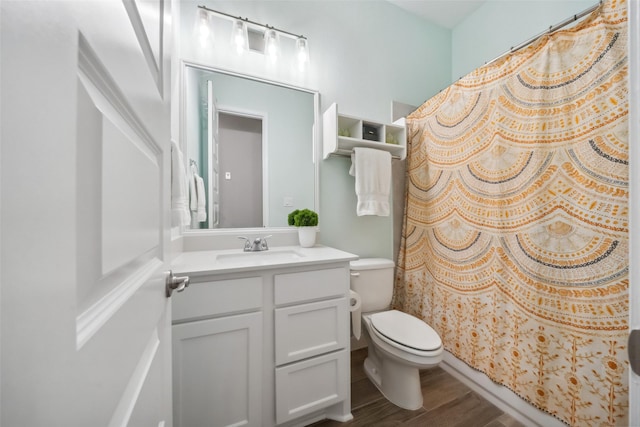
[322,103,406,160]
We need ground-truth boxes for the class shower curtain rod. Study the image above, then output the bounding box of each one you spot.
[432,1,603,97]
[482,0,602,68]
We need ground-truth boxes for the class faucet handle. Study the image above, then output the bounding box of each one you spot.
[261,235,272,250]
[238,236,251,251]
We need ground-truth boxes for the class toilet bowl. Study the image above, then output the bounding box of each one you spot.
[350,259,443,410]
[361,310,443,410]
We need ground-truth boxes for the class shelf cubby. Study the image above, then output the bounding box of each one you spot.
[322,103,407,160]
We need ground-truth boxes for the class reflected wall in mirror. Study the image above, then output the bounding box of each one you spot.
[183,64,317,230]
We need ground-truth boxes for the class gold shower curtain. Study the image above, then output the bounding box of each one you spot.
[393,1,629,425]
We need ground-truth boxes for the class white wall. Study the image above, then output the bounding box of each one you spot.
[451,0,595,80]
[179,0,452,258]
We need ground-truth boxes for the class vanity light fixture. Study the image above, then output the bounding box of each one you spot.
[196,5,309,69]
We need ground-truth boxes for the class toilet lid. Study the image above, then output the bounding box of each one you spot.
[370,310,441,351]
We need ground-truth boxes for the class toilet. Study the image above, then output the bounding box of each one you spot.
[350,258,443,410]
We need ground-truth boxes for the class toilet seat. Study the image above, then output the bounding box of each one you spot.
[370,310,442,356]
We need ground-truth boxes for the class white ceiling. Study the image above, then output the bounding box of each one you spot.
[387,0,487,29]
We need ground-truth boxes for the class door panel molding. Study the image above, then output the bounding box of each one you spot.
[78,33,161,157]
[76,30,164,318]
[108,329,160,427]
[77,257,163,349]
[122,0,164,96]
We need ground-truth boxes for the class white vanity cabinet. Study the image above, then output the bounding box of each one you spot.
[170,247,356,427]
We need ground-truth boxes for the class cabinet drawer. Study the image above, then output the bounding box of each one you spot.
[274,267,348,306]
[275,349,349,424]
[172,276,262,322]
[275,297,349,365]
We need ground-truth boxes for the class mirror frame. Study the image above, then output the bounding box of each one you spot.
[179,60,320,236]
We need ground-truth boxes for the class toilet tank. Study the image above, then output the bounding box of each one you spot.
[350,258,395,312]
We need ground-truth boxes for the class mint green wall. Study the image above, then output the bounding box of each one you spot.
[451,0,596,80]
[180,0,451,259]
[311,3,451,259]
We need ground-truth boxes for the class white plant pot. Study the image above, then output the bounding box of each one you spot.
[298,226,317,248]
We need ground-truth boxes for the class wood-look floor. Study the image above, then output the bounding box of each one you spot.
[311,348,525,427]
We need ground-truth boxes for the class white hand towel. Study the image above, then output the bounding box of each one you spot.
[349,147,391,216]
[189,173,197,213]
[170,141,190,226]
[195,174,207,222]
[188,173,198,228]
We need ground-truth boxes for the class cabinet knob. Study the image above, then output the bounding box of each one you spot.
[166,270,190,298]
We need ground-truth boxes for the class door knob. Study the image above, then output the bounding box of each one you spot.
[165,270,190,298]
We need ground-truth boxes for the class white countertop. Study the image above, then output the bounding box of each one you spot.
[171,245,359,276]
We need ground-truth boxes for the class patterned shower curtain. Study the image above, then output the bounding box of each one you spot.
[393,1,628,425]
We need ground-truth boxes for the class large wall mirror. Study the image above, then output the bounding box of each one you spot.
[182,63,319,231]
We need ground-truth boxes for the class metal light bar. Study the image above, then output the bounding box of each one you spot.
[197,5,306,41]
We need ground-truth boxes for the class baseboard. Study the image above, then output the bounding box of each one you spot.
[440,351,565,427]
[350,335,367,351]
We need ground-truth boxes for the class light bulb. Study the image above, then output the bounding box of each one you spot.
[264,29,278,61]
[296,37,309,71]
[232,20,247,54]
[195,9,213,47]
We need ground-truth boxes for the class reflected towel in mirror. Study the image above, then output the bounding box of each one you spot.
[189,172,207,224]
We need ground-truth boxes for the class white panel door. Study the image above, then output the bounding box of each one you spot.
[1,1,173,425]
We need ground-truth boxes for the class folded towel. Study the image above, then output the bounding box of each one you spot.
[349,147,391,216]
[189,172,197,213]
[188,171,207,224]
[171,141,190,226]
[195,174,207,222]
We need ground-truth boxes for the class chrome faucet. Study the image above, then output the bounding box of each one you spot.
[238,235,271,252]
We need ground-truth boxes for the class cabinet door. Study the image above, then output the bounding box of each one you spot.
[172,312,262,427]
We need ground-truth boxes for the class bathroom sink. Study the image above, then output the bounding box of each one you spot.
[215,249,306,266]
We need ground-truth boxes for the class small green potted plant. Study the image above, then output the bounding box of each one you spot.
[288,208,318,247]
